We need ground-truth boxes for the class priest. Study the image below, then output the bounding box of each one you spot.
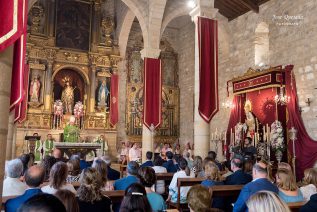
[63,116,80,142]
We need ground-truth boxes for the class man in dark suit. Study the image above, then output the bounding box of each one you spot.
[163,151,178,173]
[6,165,45,212]
[140,151,154,168]
[102,155,120,180]
[225,157,252,185]
[233,162,278,212]
[114,161,139,190]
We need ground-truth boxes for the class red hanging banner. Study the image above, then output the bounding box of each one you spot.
[110,74,119,127]
[0,0,28,52]
[9,0,28,111]
[198,17,219,123]
[10,30,27,110]
[15,63,29,123]
[143,58,162,130]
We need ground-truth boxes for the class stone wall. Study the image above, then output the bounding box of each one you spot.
[210,0,317,147]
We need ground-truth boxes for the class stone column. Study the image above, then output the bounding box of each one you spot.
[190,1,218,159]
[89,65,96,113]
[140,48,161,163]
[6,111,15,160]
[0,46,14,201]
[44,61,53,111]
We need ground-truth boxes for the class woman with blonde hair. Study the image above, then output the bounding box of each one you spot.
[92,158,114,191]
[278,162,292,172]
[41,161,76,194]
[191,156,204,177]
[300,168,317,200]
[246,190,290,212]
[276,168,304,203]
[77,167,112,211]
[187,185,211,212]
[201,161,224,209]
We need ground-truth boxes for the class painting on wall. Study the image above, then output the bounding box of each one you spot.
[55,0,92,51]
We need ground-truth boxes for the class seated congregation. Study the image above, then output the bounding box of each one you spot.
[2,148,317,212]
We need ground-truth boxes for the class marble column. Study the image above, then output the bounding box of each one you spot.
[89,65,96,113]
[6,111,15,160]
[190,1,218,159]
[140,48,161,163]
[44,61,53,111]
[0,46,14,201]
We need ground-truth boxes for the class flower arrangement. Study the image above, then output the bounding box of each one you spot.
[270,120,285,152]
[74,101,84,118]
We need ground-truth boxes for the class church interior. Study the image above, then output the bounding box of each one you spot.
[1,0,317,211]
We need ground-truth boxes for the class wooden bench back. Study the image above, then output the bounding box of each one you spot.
[170,179,243,210]
[210,185,243,197]
[287,201,306,212]
[156,173,174,181]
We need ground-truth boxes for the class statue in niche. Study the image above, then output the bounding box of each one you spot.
[29,75,41,102]
[61,77,75,114]
[243,100,256,137]
[98,79,109,107]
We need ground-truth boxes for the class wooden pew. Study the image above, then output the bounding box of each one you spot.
[168,179,244,211]
[287,201,306,212]
[120,165,127,178]
[156,172,174,181]
[210,185,243,198]
[103,190,125,203]
[168,178,204,210]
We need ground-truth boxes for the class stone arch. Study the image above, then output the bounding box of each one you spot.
[254,22,269,66]
[121,0,148,51]
[52,65,90,85]
[118,9,135,58]
[160,7,191,37]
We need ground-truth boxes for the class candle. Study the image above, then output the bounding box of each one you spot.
[263,126,266,142]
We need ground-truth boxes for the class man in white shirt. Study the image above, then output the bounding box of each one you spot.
[3,159,27,196]
[168,158,193,203]
[152,156,167,194]
[129,142,141,162]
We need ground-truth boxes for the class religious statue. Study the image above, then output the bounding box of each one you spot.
[29,75,41,102]
[243,100,256,137]
[61,77,75,114]
[63,116,80,142]
[35,134,54,161]
[98,80,109,107]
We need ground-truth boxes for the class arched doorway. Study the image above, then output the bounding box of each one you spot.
[53,68,86,115]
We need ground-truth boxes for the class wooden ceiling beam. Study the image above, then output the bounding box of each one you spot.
[236,0,259,13]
